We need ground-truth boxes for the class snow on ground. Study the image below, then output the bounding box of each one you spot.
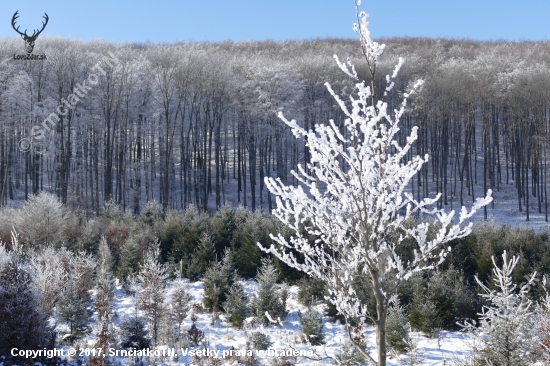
[74,279,474,365]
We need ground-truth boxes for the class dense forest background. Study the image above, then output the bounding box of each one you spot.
[2,36,550,221]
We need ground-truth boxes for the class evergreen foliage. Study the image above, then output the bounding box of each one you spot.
[136,242,167,345]
[58,279,90,343]
[408,296,441,336]
[212,204,236,255]
[202,249,233,312]
[117,238,140,283]
[185,232,216,280]
[461,251,538,365]
[0,244,45,355]
[250,259,286,326]
[222,281,250,328]
[297,277,327,307]
[119,314,151,350]
[231,208,265,278]
[250,331,272,350]
[386,304,410,354]
[300,308,325,345]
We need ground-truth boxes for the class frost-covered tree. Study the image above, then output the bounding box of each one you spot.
[250,258,286,326]
[136,241,167,345]
[16,192,66,246]
[202,249,233,313]
[169,279,192,344]
[98,235,113,272]
[461,251,538,365]
[535,278,550,362]
[90,263,115,366]
[259,3,491,365]
[222,281,250,328]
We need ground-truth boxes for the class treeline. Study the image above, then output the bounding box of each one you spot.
[1,36,550,220]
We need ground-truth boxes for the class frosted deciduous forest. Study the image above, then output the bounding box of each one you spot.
[2,27,550,222]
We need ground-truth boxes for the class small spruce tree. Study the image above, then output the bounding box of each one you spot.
[250,258,286,326]
[169,280,192,339]
[222,281,250,328]
[136,241,167,345]
[117,238,140,283]
[0,244,45,356]
[203,249,233,312]
[300,308,325,345]
[90,263,115,366]
[58,279,90,343]
[461,251,538,365]
[386,304,410,354]
[119,313,151,350]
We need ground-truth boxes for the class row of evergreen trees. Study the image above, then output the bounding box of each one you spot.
[5,193,550,362]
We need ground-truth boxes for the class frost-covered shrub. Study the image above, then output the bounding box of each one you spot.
[300,309,325,345]
[333,343,368,366]
[250,331,272,350]
[223,281,250,328]
[141,200,162,227]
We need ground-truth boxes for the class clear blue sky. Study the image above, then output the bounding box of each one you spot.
[0,0,548,43]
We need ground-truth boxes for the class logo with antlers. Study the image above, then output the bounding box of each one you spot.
[12,11,49,54]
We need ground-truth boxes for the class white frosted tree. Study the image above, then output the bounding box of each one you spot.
[259,3,492,365]
[16,192,66,246]
[461,251,538,365]
[136,241,167,345]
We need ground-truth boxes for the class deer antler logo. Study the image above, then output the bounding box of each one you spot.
[12,11,49,54]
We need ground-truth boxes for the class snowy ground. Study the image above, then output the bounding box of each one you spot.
[71,279,475,366]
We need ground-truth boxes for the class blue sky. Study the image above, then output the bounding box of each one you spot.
[0,0,548,43]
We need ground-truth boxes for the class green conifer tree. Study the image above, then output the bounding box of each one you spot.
[222,282,250,328]
[59,279,90,343]
[250,259,285,326]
